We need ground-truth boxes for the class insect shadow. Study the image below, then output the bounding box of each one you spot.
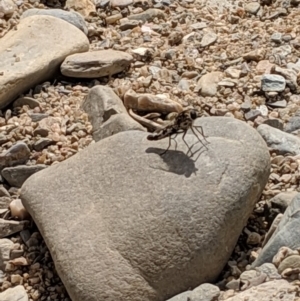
[146,146,206,178]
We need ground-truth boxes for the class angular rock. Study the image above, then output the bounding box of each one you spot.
[2,165,47,188]
[267,99,287,108]
[252,193,300,267]
[128,8,165,22]
[271,32,282,43]
[263,119,283,130]
[257,124,300,155]
[261,74,286,92]
[0,285,28,301]
[33,117,62,137]
[83,86,145,142]
[0,219,28,238]
[0,142,30,171]
[245,2,260,14]
[196,72,223,97]
[61,50,133,78]
[21,117,270,301]
[270,191,299,212]
[285,115,300,133]
[244,109,262,121]
[28,113,49,122]
[273,66,298,91]
[21,8,88,35]
[189,283,220,301]
[65,0,96,17]
[225,280,296,301]
[200,31,217,47]
[124,89,183,113]
[0,15,89,109]
[256,60,274,75]
[119,18,140,30]
[33,138,55,151]
[0,238,13,270]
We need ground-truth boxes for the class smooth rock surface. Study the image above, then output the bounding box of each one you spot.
[252,193,300,267]
[21,117,270,301]
[83,85,145,142]
[21,8,88,35]
[0,15,89,108]
[61,50,133,78]
[257,124,300,155]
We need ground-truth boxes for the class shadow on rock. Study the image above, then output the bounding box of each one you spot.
[146,147,206,178]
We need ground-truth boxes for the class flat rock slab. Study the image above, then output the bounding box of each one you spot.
[1,164,47,188]
[257,124,300,155]
[252,193,300,268]
[21,117,270,301]
[0,15,89,109]
[61,50,133,78]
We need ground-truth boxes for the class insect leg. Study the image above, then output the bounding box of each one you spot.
[193,126,209,143]
[182,130,193,155]
[191,127,208,150]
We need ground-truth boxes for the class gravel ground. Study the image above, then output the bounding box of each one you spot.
[1,0,300,300]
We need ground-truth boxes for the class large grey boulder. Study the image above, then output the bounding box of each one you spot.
[0,15,89,109]
[21,117,270,301]
[252,193,300,268]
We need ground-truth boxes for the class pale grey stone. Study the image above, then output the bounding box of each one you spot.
[245,2,260,14]
[189,283,220,301]
[252,193,300,267]
[21,8,88,35]
[21,117,270,301]
[0,285,28,301]
[1,165,47,188]
[0,15,89,108]
[83,85,145,142]
[261,74,286,92]
[257,124,300,155]
[61,50,133,78]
